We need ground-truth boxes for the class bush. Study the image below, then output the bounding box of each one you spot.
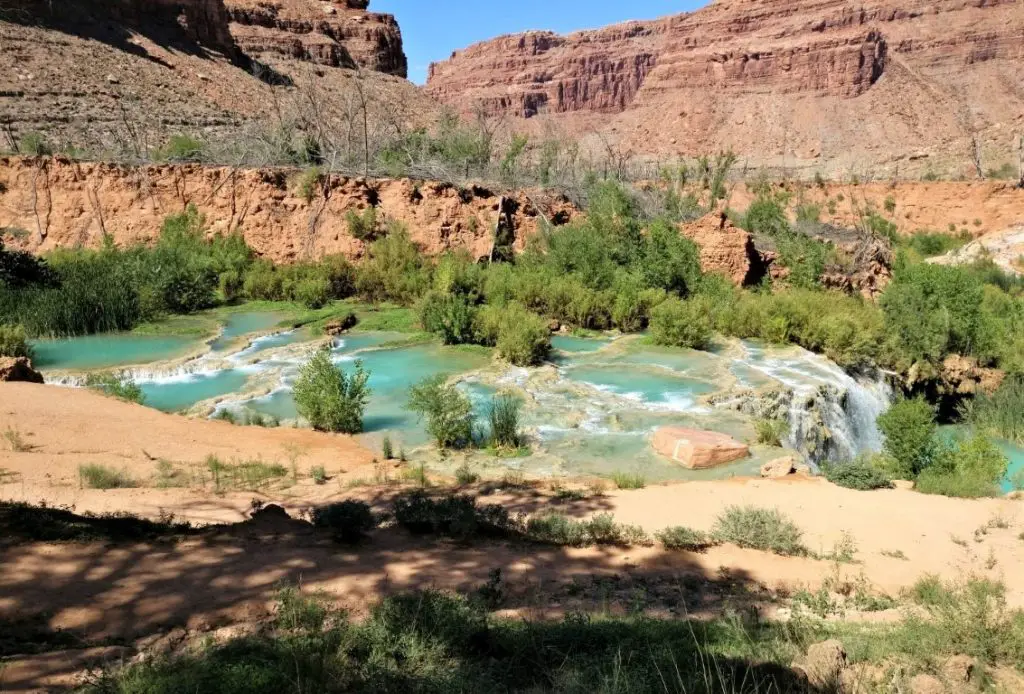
[877,397,937,478]
[487,393,523,449]
[419,291,477,345]
[18,131,52,156]
[524,512,651,547]
[650,297,714,350]
[0,324,32,358]
[406,374,475,449]
[392,492,513,540]
[754,418,789,447]
[611,471,646,490]
[475,302,550,366]
[78,464,135,490]
[354,228,430,305]
[916,433,1009,499]
[961,376,1024,445]
[155,134,206,162]
[310,500,377,543]
[822,458,893,490]
[657,526,716,552]
[84,372,145,405]
[382,436,394,460]
[296,166,322,203]
[346,207,378,241]
[292,348,370,434]
[711,506,806,556]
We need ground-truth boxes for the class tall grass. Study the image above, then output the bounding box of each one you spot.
[487,393,522,449]
[711,506,806,556]
[960,376,1024,445]
[78,464,136,490]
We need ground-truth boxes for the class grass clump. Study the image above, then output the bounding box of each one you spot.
[154,134,206,162]
[311,465,327,485]
[345,206,379,241]
[310,500,377,543]
[78,464,136,490]
[711,506,806,556]
[293,347,370,433]
[204,455,288,492]
[0,323,32,358]
[525,512,651,547]
[821,458,893,491]
[84,372,145,405]
[961,375,1024,445]
[657,526,716,552]
[381,435,394,460]
[610,470,646,490]
[3,427,30,452]
[487,392,523,450]
[454,463,479,485]
[754,418,789,447]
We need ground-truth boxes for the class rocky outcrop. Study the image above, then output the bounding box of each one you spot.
[225,0,407,77]
[0,157,575,263]
[652,427,749,469]
[427,0,1024,176]
[0,357,44,384]
[680,211,767,286]
[937,355,1005,396]
[760,457,811,479]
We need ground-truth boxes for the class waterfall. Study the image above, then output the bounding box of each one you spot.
[733,342,893,464]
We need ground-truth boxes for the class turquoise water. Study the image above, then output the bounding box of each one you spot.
[209,312,288,351]
[562,364,716,410]
[32,334,199,371]
[551,335,613,354]
[1000,440,1024,492]
[141,369,253,413]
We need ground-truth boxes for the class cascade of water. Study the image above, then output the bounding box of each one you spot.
[737,343,893,463]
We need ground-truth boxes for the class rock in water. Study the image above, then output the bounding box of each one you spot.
[652,427,749,469]
[761,456,797,478]
[0,357,44,384]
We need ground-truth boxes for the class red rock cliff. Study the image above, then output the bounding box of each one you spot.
[427,0,1024,176]
[225,0,408,77]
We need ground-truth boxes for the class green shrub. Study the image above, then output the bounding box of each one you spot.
[822,459,893,491]
[961,376,1024,444]
[296,166,322,203]
[711,506,806,556]
[650,297,714,350]
[611,471,646,490]
[310,465,327,484]
[346,206,378,241]
[293,348,370,434]
[419,291,477,345]
[354,227,430,305]
[524,512,651,547]
[916,433,1009,499]
[155,134,206,162]
[754,418,789,447]
[877,397,937,478]
[392,492,513,540]
[406,374,475,449]
[487,393,523,449]
[78,464,135,490]
[0,324,32,358]
[475,302,550,366]
[84,372,144,405]
[454,463,479,485]
[310,500,377,543]
[657,526,715,552]
[382,436,394,460]
[18,131,52,156]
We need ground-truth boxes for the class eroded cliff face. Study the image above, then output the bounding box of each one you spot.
[225,0,407,77]
[0,157,573,263]
[427,0,1024,175]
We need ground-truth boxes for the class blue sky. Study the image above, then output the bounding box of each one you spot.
[373,1,709,84]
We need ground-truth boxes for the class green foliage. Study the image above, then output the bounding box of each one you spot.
[474,302,550,366]
[311,465,327,485]
[961,376,1024,444]
[155,134,206,162]
[354,227,430,305]
[84,372,145,405]
[310,500,377,543]
[241,255,354,308]
[78,464,135,490]
[293,348,370,434]
[487,393,523,449]
[877,397,937,479]
[899,229,971,259]
[711,506,806,556]
[821,458,893,491]
[392,492,513,540]
[739,189,831,289]
[0,323,32,358]
[345,206,379,241]
[611,471,646,490]
[916,433,1009,499]
[454,463,479,485]
[754,418,789,447]
[381,436,394,460]
[656,526,716,552]
[406,374,475,449]
[418,291,477,345]
[296,166,322,203]
[18,131,52,156]
[650,297,713,350]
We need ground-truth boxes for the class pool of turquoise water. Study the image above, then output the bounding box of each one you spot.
[1000,440,1024,492]
[209,311,288,352]
[32,334,200,371]
[551,335,613,354]
[141,369,254,413]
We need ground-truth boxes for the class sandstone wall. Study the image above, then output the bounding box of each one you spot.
[0,157,573,263]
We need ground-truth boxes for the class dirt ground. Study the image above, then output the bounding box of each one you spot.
[3,382,1024,691]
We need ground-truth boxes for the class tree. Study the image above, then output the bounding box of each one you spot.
[406,374,475,449]
[876,397,937,479]
[293,347,370,434]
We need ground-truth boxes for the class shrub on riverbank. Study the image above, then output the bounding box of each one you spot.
[293,348,370,434]
[711,506,806,556]
[0,324,31,358]
[406,374,476,449]
[84,372,145,405]
[822,458,893,490]
[961,375,1024,444]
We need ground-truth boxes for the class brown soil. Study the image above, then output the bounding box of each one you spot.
[3,382,1024,691]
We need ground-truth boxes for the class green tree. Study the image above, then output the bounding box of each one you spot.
[293,348,370,434]
[406,374,475,449]
[650,297,714,350]
[877,397,937,478]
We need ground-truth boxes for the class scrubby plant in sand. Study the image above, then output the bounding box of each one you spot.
[78,464,136,490]
[711,506,806,556]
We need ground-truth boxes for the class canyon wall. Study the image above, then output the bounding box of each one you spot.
[0,157,573,263]
[427,0,1024,177]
